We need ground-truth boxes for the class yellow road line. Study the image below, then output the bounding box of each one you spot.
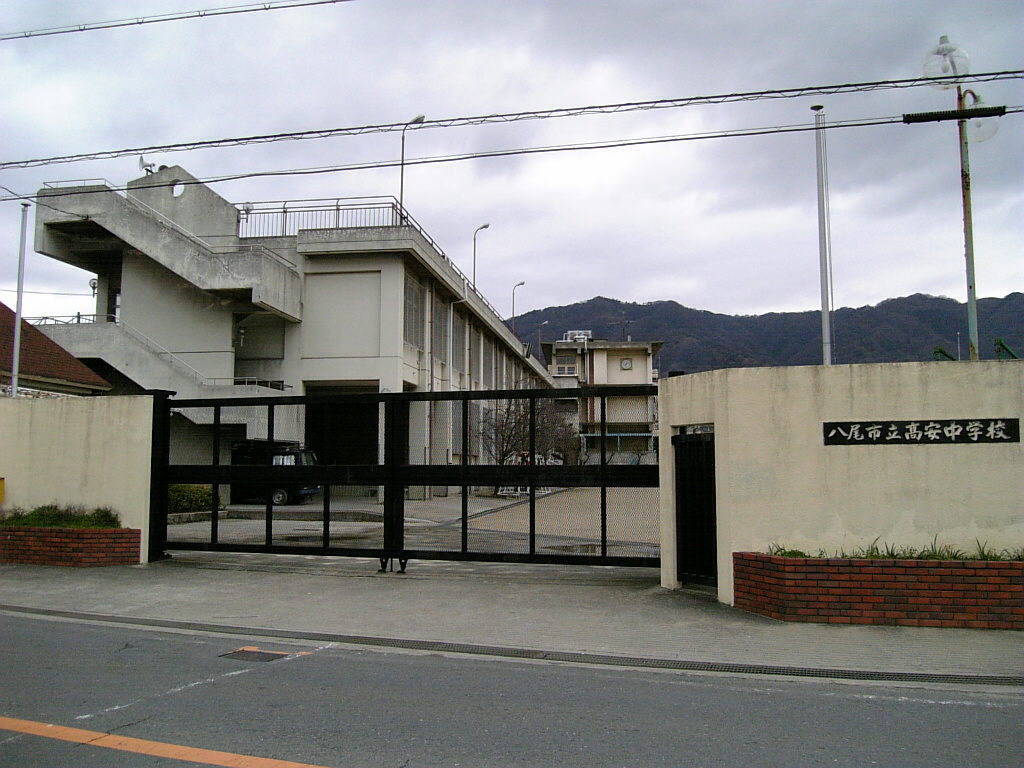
[0,716,335,768]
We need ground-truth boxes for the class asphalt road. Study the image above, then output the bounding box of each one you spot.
[1,613,1021,768]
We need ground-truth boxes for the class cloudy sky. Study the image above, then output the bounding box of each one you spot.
[1,0,1021,322]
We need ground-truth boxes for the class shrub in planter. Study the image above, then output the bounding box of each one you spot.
[1,504,121,529]
[734,540,1024,630]
[167,484,216,515]
[1,504,139,566]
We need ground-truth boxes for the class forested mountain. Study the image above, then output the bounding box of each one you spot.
[515,293,1024,373]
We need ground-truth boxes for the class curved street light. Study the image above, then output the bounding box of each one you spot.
[399,114,425,219]
[511,280,526,338]
[472,223,489,287]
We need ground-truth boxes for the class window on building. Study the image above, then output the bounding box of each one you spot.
[431,292,449,360]
[481,335,494,388]
[555,354,577,376]
[452,312,467,372]
[469,326,479,381]
[404,272,425,349]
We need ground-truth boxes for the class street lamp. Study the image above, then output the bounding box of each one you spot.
[536,319,549,365]
[811,104,834,366]
[399,114,425,219]
[511,281,525,337]
[9,203,30,397]
[917,36,1002,360]
[472,223,489,287]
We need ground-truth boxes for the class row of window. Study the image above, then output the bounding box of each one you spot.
[404,272,535,389]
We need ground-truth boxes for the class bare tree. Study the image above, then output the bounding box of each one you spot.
[476,398,577,467]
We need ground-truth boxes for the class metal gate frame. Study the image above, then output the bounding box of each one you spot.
[150,386,659,569]
[671,430,717,585]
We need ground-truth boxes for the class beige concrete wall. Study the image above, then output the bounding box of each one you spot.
[121,255,234,379]
[0,395,154,562]
[658,362,1024,604]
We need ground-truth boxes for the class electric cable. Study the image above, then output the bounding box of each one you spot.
[0,0,353,42]
[0,184,88,217]
[4,108,1019,204]
[2,71,1019,170]
[0,288,92,296]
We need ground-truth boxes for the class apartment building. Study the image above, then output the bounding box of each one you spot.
[32,165,550,468]
[541,330,661,462]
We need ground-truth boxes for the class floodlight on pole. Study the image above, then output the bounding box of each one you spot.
[472,223,489,287]
[915,36,1002,361]
[511,280,526,337]
[399,114,425,219]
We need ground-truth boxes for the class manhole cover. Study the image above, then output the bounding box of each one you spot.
[220,646,290,662]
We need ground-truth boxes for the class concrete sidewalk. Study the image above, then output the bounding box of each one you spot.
[1,552,1021,686]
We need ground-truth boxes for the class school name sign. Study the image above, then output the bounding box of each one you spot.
[824,418,1020,446]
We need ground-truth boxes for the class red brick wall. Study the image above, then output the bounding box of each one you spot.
[733,552,1024,630]
[0,527,141,566]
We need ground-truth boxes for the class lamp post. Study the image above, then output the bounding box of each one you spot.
[511,280,525,337]
[9,203,29,397]
[811,104,834,366]
[537,319,549,365]
[399,114,425,219]
[472,223,489,287]
[918,36,1001,361]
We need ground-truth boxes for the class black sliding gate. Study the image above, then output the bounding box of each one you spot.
[150,386,659,569]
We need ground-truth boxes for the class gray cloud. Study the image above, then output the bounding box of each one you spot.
[1,0,1020,320]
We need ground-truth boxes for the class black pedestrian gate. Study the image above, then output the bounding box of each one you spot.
[150,386,660,570]
[672,430,717,585]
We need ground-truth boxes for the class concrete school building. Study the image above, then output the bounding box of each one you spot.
[542,329,661,462]
[31,165,551,469]
[658,361,1024,604]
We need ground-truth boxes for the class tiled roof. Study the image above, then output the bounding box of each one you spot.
[0,302,110,393]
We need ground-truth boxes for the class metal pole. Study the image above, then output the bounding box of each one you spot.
[399,115,425,221]
[511,280,525,336]
[10,203,30,397]
[472,223,489,287]
[399,125,408,217]
[956,86,980,360]
[811,105,833,366]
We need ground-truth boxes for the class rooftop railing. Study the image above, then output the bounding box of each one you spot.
[234,197,504,321]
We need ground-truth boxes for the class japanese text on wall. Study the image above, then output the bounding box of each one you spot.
[823,418,1020,446]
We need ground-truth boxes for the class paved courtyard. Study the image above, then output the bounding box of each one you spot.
[166,487,660,557]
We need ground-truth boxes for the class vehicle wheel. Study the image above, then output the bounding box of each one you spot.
[271,488,290,505]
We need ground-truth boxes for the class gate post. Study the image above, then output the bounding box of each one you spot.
[147,390,174,563]
[382,395,409,570]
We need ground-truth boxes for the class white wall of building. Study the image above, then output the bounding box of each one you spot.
[658,362,1024,604]
[0,395,155,561]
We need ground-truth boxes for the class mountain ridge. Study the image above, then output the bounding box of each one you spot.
[515,293,1024,372]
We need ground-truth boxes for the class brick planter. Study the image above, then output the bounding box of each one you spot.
[733,552,1024,630]
[0,527,141,566]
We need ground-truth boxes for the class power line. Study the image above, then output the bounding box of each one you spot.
[0,184,88,218]
[0,0,352,42]
[2,71,1020,171]
[5,107,1018,205]
[0,113,940,204]
[0,288,92,296]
